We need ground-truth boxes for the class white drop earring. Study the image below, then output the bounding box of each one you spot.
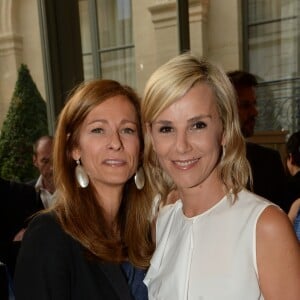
[75,159,89,188]
[134,166,145,190]
[222,145,226,160]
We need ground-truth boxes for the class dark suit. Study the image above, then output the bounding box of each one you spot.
[246,142,286,210]
[14,213,134,300]
[27,177,45,207]
[0,177,43,299]
[0,178,43,273]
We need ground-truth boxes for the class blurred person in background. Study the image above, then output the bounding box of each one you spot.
[0,177,42,299]
[285,131,300,241]
[227,70,287,210]
[29,135,55,208]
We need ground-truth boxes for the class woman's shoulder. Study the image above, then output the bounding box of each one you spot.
[158,199,182,218]
[255,204,300,292]
[27,211,60,231]
[17,211,81,274]
[228,189,276,227]
[237,189,274,208]
[257,205,295,239]
[23,211,68,247]
[155,200,182,242]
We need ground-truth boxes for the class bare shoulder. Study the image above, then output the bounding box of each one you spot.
[257,205,295,238]
[257,205,299,248]
[256,205,300,299]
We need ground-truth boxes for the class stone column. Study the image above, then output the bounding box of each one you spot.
[148,0,209,66]
[0,0,23,127]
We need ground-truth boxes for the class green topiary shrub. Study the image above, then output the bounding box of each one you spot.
[0,64,48,182]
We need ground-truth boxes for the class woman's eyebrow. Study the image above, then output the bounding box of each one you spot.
[152,120,172,125]
[187,115,212,123]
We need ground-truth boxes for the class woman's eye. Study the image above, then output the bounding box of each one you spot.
[121,127,136,134]
[159,126,173,133]
[91,128,104,134]
[192,121,206,130]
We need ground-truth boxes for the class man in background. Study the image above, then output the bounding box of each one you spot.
[227,70,287,210]
[30,135,55,208]
[0,177,43,297]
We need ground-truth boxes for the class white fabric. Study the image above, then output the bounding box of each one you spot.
[144,189,273,300]
[35,175,55,209]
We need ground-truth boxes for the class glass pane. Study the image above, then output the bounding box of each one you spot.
[249,18,298,81]
[83,54,94,81]
[78,0,135,86]
[97,0,133,49]
[79,0,94,80]
[78,0,92,54]
[100,48,135,86]
[256,79,300,132]
[248,0,297,23]
[247,0,300,134]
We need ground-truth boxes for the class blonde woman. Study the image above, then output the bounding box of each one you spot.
[141,54,300,300]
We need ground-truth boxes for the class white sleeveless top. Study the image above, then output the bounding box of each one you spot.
[144,189,272,300]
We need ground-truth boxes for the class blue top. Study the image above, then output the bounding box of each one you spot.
[121,261,148,300]
[294,209,300,241]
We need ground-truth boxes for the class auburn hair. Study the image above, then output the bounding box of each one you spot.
[50,79,154,268]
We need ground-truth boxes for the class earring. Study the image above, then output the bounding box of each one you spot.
[75,159,89,188]
[222,145,226,160]
[134,166,145,190]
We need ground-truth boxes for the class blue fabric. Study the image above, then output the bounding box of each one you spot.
[294,209,300,241]
[121,262,148,300]
[0,263,15,300]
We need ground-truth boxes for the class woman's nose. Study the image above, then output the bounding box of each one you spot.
[175,131,191,154]
[108,131,123,150]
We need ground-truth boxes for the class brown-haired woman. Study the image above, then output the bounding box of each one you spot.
[14,79,154,300]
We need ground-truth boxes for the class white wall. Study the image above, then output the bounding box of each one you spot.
[18,0,45,98]
[132,0,158,94]
[207,0,242,71]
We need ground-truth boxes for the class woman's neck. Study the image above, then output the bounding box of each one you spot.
[94,183,124,224]
[179,179,226,218]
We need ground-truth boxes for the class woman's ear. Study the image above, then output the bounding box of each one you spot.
[221,132,226,147]
[71,147,81,161]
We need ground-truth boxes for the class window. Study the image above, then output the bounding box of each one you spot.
[243,0,300,134]
[78,0,135,86]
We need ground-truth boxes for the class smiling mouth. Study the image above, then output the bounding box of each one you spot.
[104,159,126,166]
[172,158,199,168]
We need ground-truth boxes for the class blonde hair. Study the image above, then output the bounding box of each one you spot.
[50,79,154,268]
[142,53,251,203]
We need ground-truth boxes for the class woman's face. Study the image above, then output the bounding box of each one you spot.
[149,83,224,190]
[72,95,140,189]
